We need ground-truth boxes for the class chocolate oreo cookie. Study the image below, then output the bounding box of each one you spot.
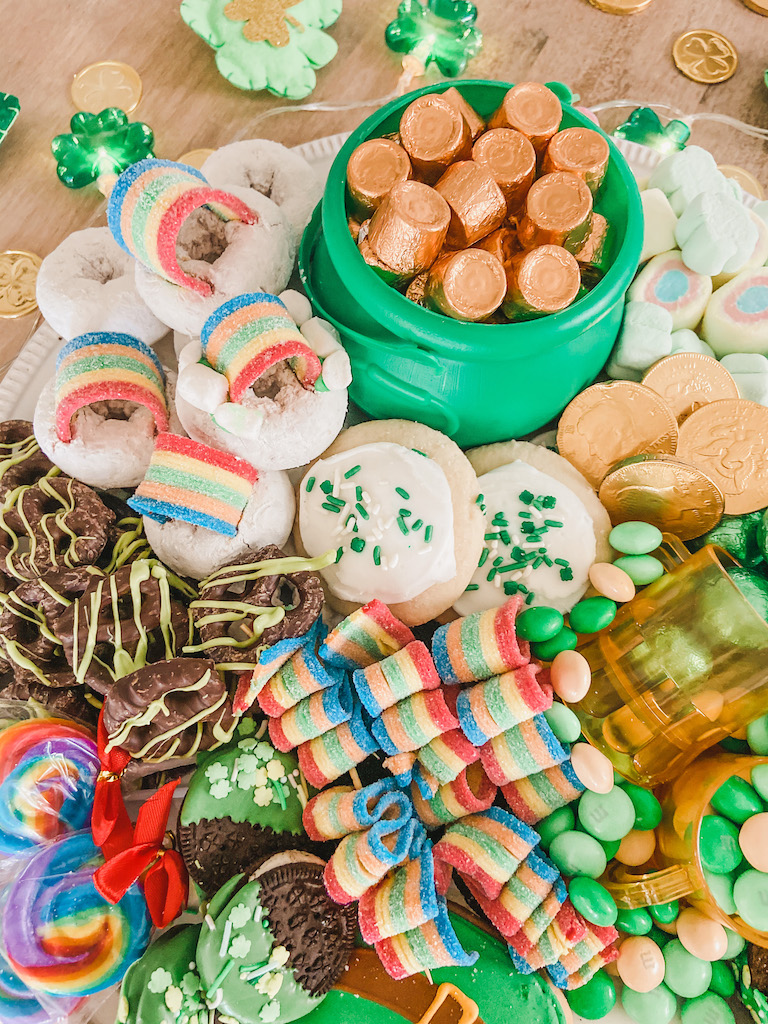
[179,818,300,897]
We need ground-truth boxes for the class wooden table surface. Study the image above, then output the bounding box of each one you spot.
[1,0,767,370]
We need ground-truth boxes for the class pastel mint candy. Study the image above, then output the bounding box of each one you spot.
[568,876,617,927]
[699,815,742,874]
[680,992,735,1024]
[566,970,617,1020]
[610,522,663,555]
[549,829,607,879]
[578,787,636,842]
[609,300,673,373]
[614,554,665,585]
[516,606,564,642]
[704,869,736,916]
[616,908,653,935]
[719,928,745,960]
[537,805,575,849]
[720,352,768,407]
[569,596,617,635]
[751,763,768,802]
[622,983,677,1024]
[733,869,768,930]
[675,191,758,277]
[708,960,735,999]
[543,702,581,744]
[710,775,763,824]
[663,938,712,998]
[670,329,715,357]
[746,716,768,755]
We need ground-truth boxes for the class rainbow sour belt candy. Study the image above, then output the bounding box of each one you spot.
[353,641,441,718]
[501,760,586,825]
[375,901,479,980]
[415,728,480,785]
[303,778,408,842]
[432,597,530,684]
[298,704,378,788]
[324,815,421,904]
[129,433,258,537]
[233,617,324,714]
[358,846,440,944]
[201,293,321,402]
[55,332,168,444]
[320,599,415,670]
[412,763,497,826]
[3,832,151,997]
[371,689,459,755]
[107,158,255,296]
[480,715,568,786]
[0,719,98,859]
[464,855,565,941]
[546,921,619,989]
[257,635,343,717]
[268,678,354,752]
[456,665,552,747]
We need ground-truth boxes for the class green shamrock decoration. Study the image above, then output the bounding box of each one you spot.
[51,108,154,189]
[180,0,342,99]
[0,93,20,149]
[385,0,482,77]
[612,106,690,155]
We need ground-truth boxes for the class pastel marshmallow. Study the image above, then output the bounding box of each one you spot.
[640,189,678,263]
[279,288,313,326]
[647,146,731,217]
[212,402,265,438]
[628,250,712,330]
[719,353,768,406]
[177,339,203,371]
[702,268,768,356]
[754,201,768,226]
[320,349,353,391]
[301,316,344,357]
[669,329,715,358]
[609,300,673,373]
[176,360,230,412]
[674,191,758,276]
[712,211,768,290]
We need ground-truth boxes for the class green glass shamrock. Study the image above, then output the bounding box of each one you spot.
[385,0,482,77]
[51,107,154,189]
[612,106,690,155]
[0,93,20,149]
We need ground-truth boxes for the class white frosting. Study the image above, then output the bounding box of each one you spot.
[299,442,456,604]
[453,461,596,617]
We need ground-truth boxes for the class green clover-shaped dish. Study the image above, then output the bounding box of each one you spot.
[181,0,342,99]
[385,0,483,77]
[51,107,154,189]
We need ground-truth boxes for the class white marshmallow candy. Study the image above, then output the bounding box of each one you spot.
[278,289,313,326]
[712,210,768,290]
[720,353,768,406]
[648,146,731,217]
[212,402,265,439]
[301,316,343,357]
[640,189,678,263]
[177,339,203,371]
[675,191,758,277]
[176,361,230,413]
[319,349,353,391]
[669,329,715,357]
[610,300,673,373]
[702,267,768,356]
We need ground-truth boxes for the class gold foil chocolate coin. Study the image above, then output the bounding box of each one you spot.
[740,0,768,14]
[556,381,679,489]
[71,61,143,113]
[677,398,768,515]
[0,251,42,319]
[598,454,725,541]
[641,352,740,424]
[177,148,216,170]
[672,30,738,84]
[587,0,654,12]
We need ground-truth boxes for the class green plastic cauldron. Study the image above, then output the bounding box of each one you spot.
[299,79,643,447]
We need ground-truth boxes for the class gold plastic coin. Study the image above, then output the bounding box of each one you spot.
[0,251,42,319]
[587,0,654,12]
[71,61,143,114]
[176,149,216,170]
[672,30,738,84]
[718,165,765,200]
[741,0,768,14]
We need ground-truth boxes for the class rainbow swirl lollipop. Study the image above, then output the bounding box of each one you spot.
[3,833,151,997]
[0,952,82,1023]
[0,720,98,859]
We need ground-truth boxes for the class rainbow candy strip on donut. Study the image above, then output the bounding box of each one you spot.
[375,901,479,980]
[320,599,415,670]
[480,715,568,786]
[107,158,255,296]
[297,704,378,788]
[358,847,440,944]
[55,332,168,444]
[201,293,321,402]
[128,433,257,537]
[353,641,441,718]
[432,597,530,684]
[501,760,586,825]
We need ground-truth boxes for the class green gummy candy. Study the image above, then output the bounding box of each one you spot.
[733,869,768,931]
[663,938,712,998]
[649,900,679,925]
[747,715,768,756]
[568,876,617,927]
[549,829,607,879]
[613,554,665,585]
[616,908,653,935]
[621,983,677,1024]
[531,627,578,661]
[577,787,636,842]
[537,806,575,849]
[699,814,742,874]
[516,606,564,642]
[543,702,581,744]
[623,783,662,831]
[566,970,617,1019]
[708,960,736,999]
[680,992,735,1024]
[711,775,763,823]
[568,597,617,635]
[609,522,663,556]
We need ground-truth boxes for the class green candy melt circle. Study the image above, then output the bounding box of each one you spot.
[549,829,607,879]
[577,787,636,842]
[663,939,712,998]
[609,522,663,556]
[621,982,677,1024]
[566,970,616,1019]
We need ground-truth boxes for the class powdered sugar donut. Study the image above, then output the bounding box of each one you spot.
[33,333,182,490]
[35,227,166,344]
[201,139,323,244]
[142,470,296,580]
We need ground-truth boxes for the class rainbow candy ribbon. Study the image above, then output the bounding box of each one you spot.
[201,293,321,402]
[353,640,441,718]
[375,901,479,981]
[432,597,530,684]
[107,158,255,296]
[258,638,344,717]
[412,764,497,827]
[456,665,552,747]
[358,846,440,944]
[501,760,586,826]
[297,704,378,789]
[320,599,415,670]
[268,678,354,753]
[303,778,408,842]
[55,332,168,444]
[480,715,567,786]
[128,433,258,537]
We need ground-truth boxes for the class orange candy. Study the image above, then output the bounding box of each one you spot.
[551,649,591,704]
[617,935,665,992]
[676,908,728,961]
[615,828,656,867]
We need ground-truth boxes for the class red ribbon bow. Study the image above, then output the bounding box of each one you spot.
[92,711,189,928]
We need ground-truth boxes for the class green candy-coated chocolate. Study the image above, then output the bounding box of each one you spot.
[569,597,618,635]
[614,770,628,786]
[543,703,581,744]
[549,829,607,879]
[537,806,575,850]
[566,970,616,1019]
[719,737,751,754]
[760,509,768,563]
[568,876,617,926]
[621,983,677,1024]
[616,908,653,935]
[614,554,665,585]
[649,900,679,925]
[711,775,764,824]
[733,870,768,930]
[577,787,636,842]
[748,716,768,756]
[663,939,712,998]
[680,992,735,1024]
[623,783,663,831]
[704,870,737,916]
[752,764,768,802]
[516,606,564,642]
[720,928,745,960]
[610,522,663,556]
[531,627,578,661]
[708,959,736,999]
[598,837,622,859]
[649,924,673,948]
[692,512,764,568]
[728,567,768,624]
[699,814,743,874]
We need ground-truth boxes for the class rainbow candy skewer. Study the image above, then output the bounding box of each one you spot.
[302,778,409,842]
[324,817,419,905]
[371,689,459,755]
[480,715,567,786]
[358,847,440,944]
[431,597,530,684]
[353,641,441,718]
[268,678,354,752]
[465,862,565,942]
[412,764,497,827]
[546,922,619,989]
[258,640,343,717]
[233,618,324,714]
[416,727,480,785]
[297,704,378,788]
[456,665,552,747]
[320,600,415,670]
